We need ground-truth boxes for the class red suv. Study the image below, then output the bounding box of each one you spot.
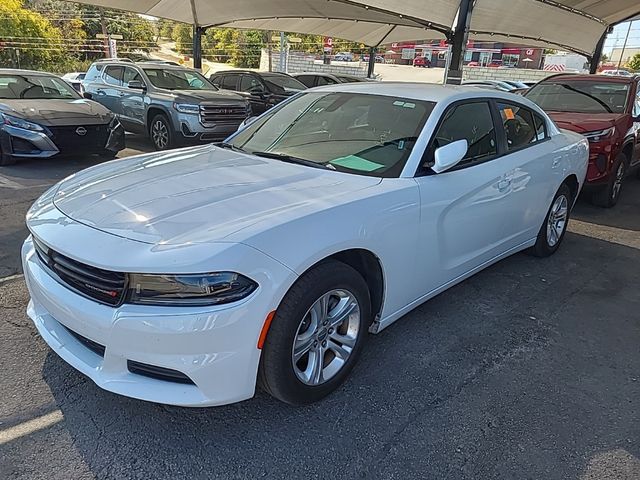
[526,74,640,207]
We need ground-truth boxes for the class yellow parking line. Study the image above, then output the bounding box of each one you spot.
[0,410,64,445]
[569,219,640,251]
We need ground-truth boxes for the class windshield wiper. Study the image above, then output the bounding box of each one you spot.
[215,142,246,153]
[252,151,330,169]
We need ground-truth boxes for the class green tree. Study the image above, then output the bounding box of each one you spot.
[627,53,640,71]
[0,0,63,69]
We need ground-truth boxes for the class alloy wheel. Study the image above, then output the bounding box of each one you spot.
[546,194,568,247]
[612,161,625,201]
[292,289,361,386]
[152,120,169,149]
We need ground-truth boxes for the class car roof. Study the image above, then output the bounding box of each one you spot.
[212,70,290,76]
[542,73,635,84]
[310,81,536,104]
[0,68,54,76]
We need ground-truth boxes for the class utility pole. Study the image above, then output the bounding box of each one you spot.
[100,16,110,57]
[279,31,286,72]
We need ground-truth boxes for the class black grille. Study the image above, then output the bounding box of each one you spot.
[62,325,106,357]
[47,124,109,153]
[33,237,126,306]
[200,105,248,127]
[127,360,195,384]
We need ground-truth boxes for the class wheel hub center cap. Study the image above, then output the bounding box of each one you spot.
[317,328,329,342]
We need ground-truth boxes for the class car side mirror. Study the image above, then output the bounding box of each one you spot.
[127,80,146,90]
[82,92,93,100]
[432,139,468,173]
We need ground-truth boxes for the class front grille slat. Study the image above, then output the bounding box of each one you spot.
[199,105,249,126]
[47,124,110,153]
[33,238,126,306]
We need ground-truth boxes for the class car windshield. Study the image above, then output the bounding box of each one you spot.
[526,80,630,114]
[262,74,307,93]
[228,92,435,178]
[0,74,80,99]
[142,68,217,90]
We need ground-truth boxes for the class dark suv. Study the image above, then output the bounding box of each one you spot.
[209,71,306,116]
[526,74,640,207]
[82,60,250,150]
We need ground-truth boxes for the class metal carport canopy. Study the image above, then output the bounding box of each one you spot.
[71,0,640,57]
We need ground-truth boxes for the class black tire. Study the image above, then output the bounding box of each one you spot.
[258,260,371,405]
[0,149,16,166]
[530,183,572,257]
[592,153,627,208]
[149,113,173,151]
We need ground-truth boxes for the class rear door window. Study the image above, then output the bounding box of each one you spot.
[295,75,316,88]
[220,75,238,90]
[240,75,263,92]
[316,76,337,86]
[496,102,540,150]
[104,66,124,87]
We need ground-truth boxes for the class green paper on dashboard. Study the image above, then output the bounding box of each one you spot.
[329,155,384,172]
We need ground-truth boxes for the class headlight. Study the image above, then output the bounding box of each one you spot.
[1,113,44,132]
[173,103,200,114]
[583,127,615,142]
[128,272,258,306]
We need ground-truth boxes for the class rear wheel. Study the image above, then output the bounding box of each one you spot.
[149,114,173,151]
[530,183,572,257]
[592,153,626,208]
[258,260,371,405]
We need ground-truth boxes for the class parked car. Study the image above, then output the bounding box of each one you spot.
[526,73,640,207]
[0,69,124,166]
[488,60,503,68]
[209,70,307,115]
[23,83,587,406]
[61,72,85,93]
[362,54,385,63]
[600,69,633,77]
[503,80,529,89]
[466,61,481,67]
[82,59,250,150]
[291,72,371,88]
[333,52,354,62]
[462,80,517,92]
[413,56,431,68]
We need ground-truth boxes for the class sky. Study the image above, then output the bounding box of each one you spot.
[603,20,640,54]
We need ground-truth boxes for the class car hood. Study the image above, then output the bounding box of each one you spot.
[0,99,112,126]
[171,89,246,104]
[52,145,381,245]
[546,112,625,134]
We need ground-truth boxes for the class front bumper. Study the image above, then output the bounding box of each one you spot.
[0,121,125,158]
[22,234,294,407]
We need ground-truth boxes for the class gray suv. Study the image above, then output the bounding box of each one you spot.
[82,59,250,150]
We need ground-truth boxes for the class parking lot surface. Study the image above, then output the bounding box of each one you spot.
[1,144,639,479]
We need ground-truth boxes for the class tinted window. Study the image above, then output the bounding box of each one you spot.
[220,75,238,90]
[496,102,539,150]
[229,92,435,178]
[142,68,215,90]
[336,76,360,83]
[104,66,123,86]
[533,112,548,141]
[526,80,630,114]
[295,75,316,88]
[240,75,263,92]
[261,74,306,93]
[316,76,337,86]
[209,75,221,86]
[122,67,142,86]
[0,74,79,99]
[429,102,497,167]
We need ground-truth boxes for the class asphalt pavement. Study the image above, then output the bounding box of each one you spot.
[0,143,639,479]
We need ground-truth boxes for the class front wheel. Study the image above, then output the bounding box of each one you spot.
[592,153,626,208]
[149,114,173,151]
[258,260,371,405]
[530,183,572,257]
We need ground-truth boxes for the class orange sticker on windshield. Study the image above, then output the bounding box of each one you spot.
[504,108,515,120]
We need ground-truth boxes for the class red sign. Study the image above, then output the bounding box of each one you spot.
[323,37,333,52]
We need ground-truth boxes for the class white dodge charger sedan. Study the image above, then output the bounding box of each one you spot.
[23,83,588,406]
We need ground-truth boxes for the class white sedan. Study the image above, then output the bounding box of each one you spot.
[23,83,588,406]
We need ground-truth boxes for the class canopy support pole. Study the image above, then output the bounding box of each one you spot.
[367,47,376,78]
[193,26,205,71]
[589,27,611,74]
[446,0,474,85]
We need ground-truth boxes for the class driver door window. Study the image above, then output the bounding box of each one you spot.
[240,75,263,93]
[122,67,142,87]
[426,101,497,171]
